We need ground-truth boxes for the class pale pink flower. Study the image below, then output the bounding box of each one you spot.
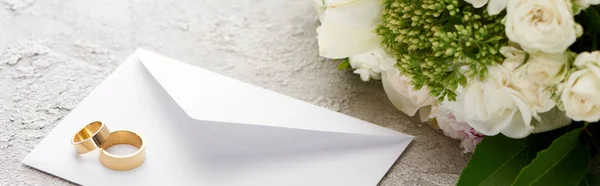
[431,106,484,153]
[461,128,484,153]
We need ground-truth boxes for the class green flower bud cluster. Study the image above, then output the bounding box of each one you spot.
[376,0,507,101]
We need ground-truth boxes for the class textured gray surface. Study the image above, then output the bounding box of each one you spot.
[0,0,469,185]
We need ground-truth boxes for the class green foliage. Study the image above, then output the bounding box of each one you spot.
[376,0,507,101]
[572,6,600,52]
[585,122,600,157]
[579,173,600,186]
[512,127,589,186]
[457,135,532,186]
[583,8,600,34]
[458,123,599,186]
[337,58,351,70]
[457,126,573,186]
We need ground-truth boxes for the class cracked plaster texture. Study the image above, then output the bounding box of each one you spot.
[0,0,479,185]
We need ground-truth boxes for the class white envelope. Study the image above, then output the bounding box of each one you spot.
[22,49,413,186]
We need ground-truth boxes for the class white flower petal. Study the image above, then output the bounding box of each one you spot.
[563,70,600,122]
[587,63,600,80]
[316,0,383,58]
[313,0,326,22]
[467,110,514,136]
[348,48,395,81]
[382,72,420,116]
[354,68,371,81]
[418,106,432,122]
[463,84,489,120]
[524,51,568,86]
[449,63,543,138]
[574,51,596,67]
[505,0,577,53]
[445,86,469,121]
[562,52,600,122]
[324,0,382,29]
[317,20,381,58]
[511,93,533,127]
[381,70,437,116]
[465,0,489,8]
[487,0,508,15]
[500,110,534,138]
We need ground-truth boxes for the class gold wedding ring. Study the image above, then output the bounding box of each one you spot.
[72,121,110,154]
[99,130,146,171]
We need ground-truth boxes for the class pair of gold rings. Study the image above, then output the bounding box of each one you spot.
[71,121,145,171]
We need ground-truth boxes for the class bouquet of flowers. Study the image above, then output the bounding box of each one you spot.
[312,0,600,184]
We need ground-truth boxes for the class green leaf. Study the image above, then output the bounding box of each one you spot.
[583,8,600,34]
[579,172,600,186]
[458,125,580,186]
[457,135,533,186]
[456,124,587,186]
[512,127,590,186]
[337,59,351,70]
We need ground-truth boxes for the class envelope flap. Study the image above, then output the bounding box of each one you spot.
[137,49,405,137]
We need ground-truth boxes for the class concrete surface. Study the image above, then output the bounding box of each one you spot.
[0,0,470,185]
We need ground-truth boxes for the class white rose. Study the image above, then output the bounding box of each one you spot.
[561,70,600,122]
[347,48,392,81]
[505,0,578,53]
[500,46,568,86]
[500,46,558,113]
[500,46,527,67]
[524,51,569,86]
[561,51,600,122]
[381,60,437,121]
[464,0,509,15]
[314,0,382,59]
[445,64,534,138]
[574,51,600,67]
[510,68,557,114]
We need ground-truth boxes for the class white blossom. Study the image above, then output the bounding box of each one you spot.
[505,0,579,53]
[430,106,483,153]
[314,0,382,59]
[347,48,392,81]
[444,64,534,138]
[561,51,600,122]
[380,59,437,120]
